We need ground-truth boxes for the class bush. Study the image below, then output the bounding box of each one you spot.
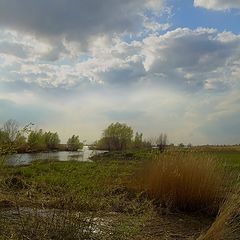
[135,152,227,213]
[98,122,133,151]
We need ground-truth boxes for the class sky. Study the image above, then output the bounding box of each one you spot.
[0,0,240,145]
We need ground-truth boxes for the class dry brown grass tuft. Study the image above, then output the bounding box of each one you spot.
[1,208,109,240]
[198,187,240,240]
[135,152,227,213]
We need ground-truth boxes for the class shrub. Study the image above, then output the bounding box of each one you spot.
[135,152,227,213]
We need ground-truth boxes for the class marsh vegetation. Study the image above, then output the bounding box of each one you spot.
[0,121,240,239]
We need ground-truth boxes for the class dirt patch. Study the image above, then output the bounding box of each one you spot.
[0,199,15,208]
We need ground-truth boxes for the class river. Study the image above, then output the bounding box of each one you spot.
[6,146,107,166]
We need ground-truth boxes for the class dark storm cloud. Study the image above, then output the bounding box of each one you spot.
[0,0,150,45]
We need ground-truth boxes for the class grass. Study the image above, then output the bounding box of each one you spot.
[215,152,240,175]
[1,209,105,240]
[0,160,138,211]
[0,159,154,239]
[0,148,240,239]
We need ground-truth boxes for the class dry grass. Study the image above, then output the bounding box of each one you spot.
[198,187,240,240]
[1,208,109,240]
[135,152,227,213]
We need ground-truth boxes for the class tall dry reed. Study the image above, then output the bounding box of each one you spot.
[136,152,227,213]
[198,187,240,240]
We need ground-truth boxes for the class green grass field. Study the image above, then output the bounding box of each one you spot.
[0,159,154,239]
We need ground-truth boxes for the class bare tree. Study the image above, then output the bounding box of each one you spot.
[156,133,168,152]
[3,119,19,143]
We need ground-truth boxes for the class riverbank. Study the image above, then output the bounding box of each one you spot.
[0,149,239,239]
[5,144,83,155]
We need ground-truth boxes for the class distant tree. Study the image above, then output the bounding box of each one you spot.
[143,139,152,149]
[133,132,143,149]
[67,135,83,151]
[28,129,46,152]
[156,133,168,152]
[178,143,185,148]
[15,132,28,153]
[44,131,60,150]
[0,120,34,154]
[0,120,20,154]
[3,119,19,143]
[94,138,107,150]
[0,130,8,145]
[0,129,10,154]
[101,122,133,151]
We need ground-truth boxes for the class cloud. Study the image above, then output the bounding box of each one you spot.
[143,16,171,32]
[204,78,228,91]
[194,0,240,11]
[0,41,29,58]
[1,27,240,93]
[0,23,240,105]
[0,29,57,62]
[0,1,239,146]
[105,110,145,121]
[0,0,166,52]
[141,28,240,91]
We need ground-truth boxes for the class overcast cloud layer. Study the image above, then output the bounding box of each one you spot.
[0,0,239,145]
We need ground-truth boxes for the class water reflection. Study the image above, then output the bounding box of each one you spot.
[6,146,107,166]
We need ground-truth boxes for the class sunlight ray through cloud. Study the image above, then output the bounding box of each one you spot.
[0,0,239,144]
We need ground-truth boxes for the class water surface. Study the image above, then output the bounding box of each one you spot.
[6,146,106,165]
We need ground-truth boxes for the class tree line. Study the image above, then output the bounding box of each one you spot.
[0,120,168,154]
[0,120,83,154]
[94,122,168,151]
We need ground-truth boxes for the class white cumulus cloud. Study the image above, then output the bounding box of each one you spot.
[194,0,240,10]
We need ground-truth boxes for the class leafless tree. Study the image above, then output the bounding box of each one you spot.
[3,119,19,143]
[156,133,168,152]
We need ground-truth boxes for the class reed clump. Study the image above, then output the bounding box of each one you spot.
[136,152,228,213]
[198,187,240,240]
